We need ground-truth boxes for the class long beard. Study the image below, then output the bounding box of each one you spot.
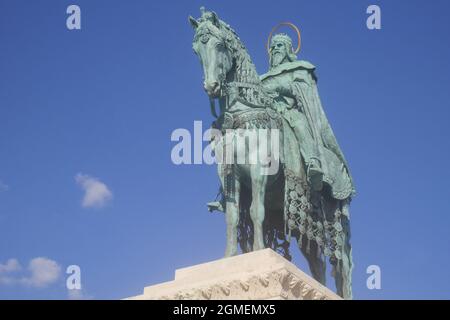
[271,52,286,68]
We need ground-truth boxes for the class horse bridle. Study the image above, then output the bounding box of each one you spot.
[209,80,273,119]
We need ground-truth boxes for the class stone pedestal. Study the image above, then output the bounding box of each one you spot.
[126,249,340,300]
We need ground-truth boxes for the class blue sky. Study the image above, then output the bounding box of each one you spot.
[1,0,450,299]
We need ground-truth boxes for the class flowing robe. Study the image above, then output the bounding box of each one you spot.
[261,60,355,200]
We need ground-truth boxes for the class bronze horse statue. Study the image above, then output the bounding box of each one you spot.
[189,8,353,299]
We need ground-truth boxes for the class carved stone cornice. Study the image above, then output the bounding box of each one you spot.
[126,249,340,300]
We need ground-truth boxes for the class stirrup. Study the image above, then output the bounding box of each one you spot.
[207,201,224,213]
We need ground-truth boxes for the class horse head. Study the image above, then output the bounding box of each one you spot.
[189,8,234,98]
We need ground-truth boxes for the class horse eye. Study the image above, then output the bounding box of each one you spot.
[200,34,210,43]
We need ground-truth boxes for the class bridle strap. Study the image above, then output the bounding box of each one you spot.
[209,97,219,119]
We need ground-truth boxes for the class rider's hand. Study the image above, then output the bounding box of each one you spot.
[264,80,282,93]
[274,101,286,115]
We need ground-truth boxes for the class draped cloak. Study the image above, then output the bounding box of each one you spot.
[261,60,355,200]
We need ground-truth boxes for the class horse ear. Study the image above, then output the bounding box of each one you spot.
[211,11,220,27]
[188,16,199,29]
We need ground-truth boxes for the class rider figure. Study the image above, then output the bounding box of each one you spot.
[261,33,324,191]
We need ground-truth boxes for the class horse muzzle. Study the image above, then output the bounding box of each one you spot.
[204,81,221,97]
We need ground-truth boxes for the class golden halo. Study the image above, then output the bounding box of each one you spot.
[266,22,301,55]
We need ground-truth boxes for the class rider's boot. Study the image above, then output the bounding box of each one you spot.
[308,159,324,191]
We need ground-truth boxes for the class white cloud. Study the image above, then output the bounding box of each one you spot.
[0,180,9,192]
[0,259,22,285]
[0,275,15,285]
[0,258,21,273]
[0,257,61,288]
[20,257,61,288]
[75,173,113,208]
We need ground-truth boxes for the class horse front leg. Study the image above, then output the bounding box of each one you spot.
[250,166,267,251]
[220,167,240,258]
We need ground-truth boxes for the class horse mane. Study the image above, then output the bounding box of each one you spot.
[217,20,260,85]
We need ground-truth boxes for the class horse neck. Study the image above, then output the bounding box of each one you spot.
[223,48,273,113]
[219,27,268,112]
[231,49,260,85]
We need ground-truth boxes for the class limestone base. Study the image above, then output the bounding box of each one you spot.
[126,249,340,300]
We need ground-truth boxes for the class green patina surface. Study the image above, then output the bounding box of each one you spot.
[190,7,355,299]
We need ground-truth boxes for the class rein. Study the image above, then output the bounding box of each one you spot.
[209,80,273,120]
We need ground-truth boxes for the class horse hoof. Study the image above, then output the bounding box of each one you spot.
[253,244,266,251]
[224,250,238,258]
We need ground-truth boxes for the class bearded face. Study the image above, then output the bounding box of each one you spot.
[270,40,289,68]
